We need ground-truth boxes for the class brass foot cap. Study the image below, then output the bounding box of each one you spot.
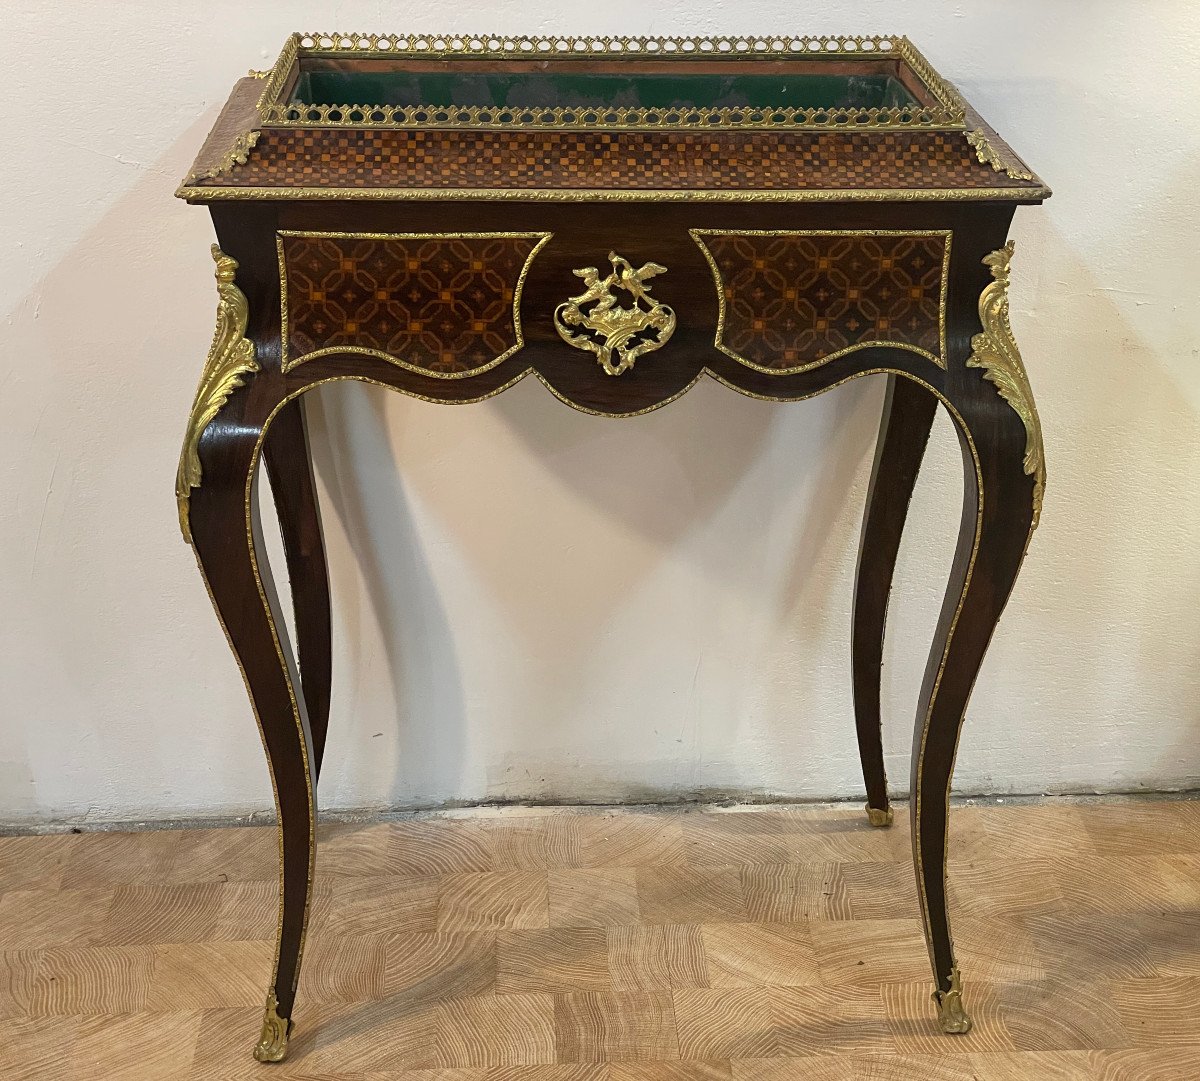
[934,968,973,1035]
[865,804,894,828]
[253,992,292,1063]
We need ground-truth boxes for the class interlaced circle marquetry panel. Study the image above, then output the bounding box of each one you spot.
[279,232,549,375]
[693,230,950,372]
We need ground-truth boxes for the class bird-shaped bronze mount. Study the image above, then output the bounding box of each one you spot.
[554,251,677,375]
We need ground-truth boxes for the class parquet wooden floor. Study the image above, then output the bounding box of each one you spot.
[1,797,1199,1079]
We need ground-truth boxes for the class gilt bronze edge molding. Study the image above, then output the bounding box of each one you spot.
[175,245,260,544]
[253,991,291,1062]
[276,229,553,377]
[185,129,262,185]
[965,240,1046,530]
[176,184,1052,203]
[690,227,952,375]
[934,966,973,1034]
[965,128,1035,183]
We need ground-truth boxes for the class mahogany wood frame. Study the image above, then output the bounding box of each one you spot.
[183,194,1043,1058]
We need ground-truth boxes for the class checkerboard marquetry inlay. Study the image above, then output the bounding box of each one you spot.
[204,128,1031,192]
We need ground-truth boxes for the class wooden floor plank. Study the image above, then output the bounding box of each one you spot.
[636,867,747,926]
[148,940,273,1010]
[730,1053,984,1080]
[485,816,583,871]
[438,992,557,1068]
[0,833,78,892]
[0,797,1196,1080]
[554,990,680,1063]
[325,874,441,938]
[1109,975,1200,1048]
[497,928,612,994]
[996,978,1132,1052]
[59,829,182,889]
[437,872,550,933]
[700,922,820,988]
[549,869,641,929]
[739,863,848,923]
[0,950,38,1020]
[0,887,116,949]
[809,918,930,987]
[30,945,156,1016]
[100,883,226,946]
[573,813,689,869]
[0,1011,201,1081]
[380,929,497,1003]
[165,826,277,886]
[606,925,709,991]
[1091,1046,1200,1080]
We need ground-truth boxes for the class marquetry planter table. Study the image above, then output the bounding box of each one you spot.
[174,31,1049,1062]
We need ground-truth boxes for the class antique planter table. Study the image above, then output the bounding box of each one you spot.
[174,32,1049,1063]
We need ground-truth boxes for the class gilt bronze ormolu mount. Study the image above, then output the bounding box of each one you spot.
[175,32,1049,1061]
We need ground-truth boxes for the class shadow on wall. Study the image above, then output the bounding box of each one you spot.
[304,386,467,811]
[6,101,1200,824]
[303,358,913,809]
[903,208,1200,795]
[0,99,901,820]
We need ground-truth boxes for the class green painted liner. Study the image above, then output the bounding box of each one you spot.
[290,70,918,112]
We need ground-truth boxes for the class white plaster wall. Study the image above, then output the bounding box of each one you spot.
[2,2,1199,825]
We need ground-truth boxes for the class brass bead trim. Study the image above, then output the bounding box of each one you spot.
[690,228,951,374]
[176,245,260,544]
[176,184,1051,204]
[189,558,291,1039]
[965,128,1034,182]
[965,241,1045,529]
[276,230,553,376]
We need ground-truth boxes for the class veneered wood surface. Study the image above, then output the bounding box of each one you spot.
[1,797,1198,1079]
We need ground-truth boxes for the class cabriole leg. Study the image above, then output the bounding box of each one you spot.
[852,374,938,827]
[189,429,317,1063]
[177,245,316,1063]
[912,241,1045,1033]
[264,396,333,778]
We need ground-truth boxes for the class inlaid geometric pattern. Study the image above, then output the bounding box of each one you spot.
[280,232,549,374]
[693,231,950,371]
[197,128,1038,192]
[1,797,1198,1080]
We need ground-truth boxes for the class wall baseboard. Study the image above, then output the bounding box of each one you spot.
[2,787,1197,837]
